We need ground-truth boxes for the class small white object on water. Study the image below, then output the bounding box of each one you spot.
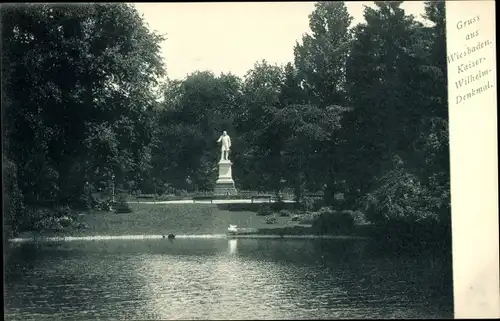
[228,225,238,233]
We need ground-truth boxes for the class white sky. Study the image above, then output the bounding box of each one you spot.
[133,2,427,81]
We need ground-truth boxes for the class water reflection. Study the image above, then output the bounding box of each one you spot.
[4,238,453,320]
[228,239,238,255]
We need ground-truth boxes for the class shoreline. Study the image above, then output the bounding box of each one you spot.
[8,233,370,243]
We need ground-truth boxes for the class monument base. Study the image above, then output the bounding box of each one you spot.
[214,181,238,196]
[214,159,238,196]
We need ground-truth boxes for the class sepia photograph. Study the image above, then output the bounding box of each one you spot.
[2,1,496,320]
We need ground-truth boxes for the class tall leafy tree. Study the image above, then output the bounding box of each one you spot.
[234,60,284,191]
[293,1,353,204]
[294,1,352,108]
[415,0,450,223]
[342,1,430,204]
[344,1,450,224]
[2,3,165,210]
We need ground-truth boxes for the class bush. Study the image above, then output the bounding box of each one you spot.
[312,207,355,234]
[318,206,334,215]
[303,207,337,224]
[300,196,315,212]
[76,222,89,230]
[58,216,73,228]
[349,210,368,225]
[266,216,277,224]
[317,207,367,224]
[300,196,323,212]
[279,210,291,217]
[257,204,272,216]
[174,189,190,197]
[22,207,52,231]
[34,216,64,232]
[299,211,321,225]
[96,199,113,211]
[55,205,72,218]
[211,194,242,200]
[8,203,88,233]
[361,161,443,225]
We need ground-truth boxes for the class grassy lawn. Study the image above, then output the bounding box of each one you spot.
[64,203,307,236]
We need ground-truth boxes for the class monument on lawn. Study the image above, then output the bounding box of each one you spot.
[214,131,237,196]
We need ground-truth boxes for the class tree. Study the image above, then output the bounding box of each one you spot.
[342,1,431,203]
[279,62,307,107]
[416,0,450,223]
[269,103,345,201]
[234,60,285,191]
[2,3,165,214]
[153,71,243,191]
[294,1,352,108]
[292,2,354,205]
[343,1,450,224]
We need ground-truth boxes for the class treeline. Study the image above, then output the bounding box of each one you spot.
[2,1,449,236]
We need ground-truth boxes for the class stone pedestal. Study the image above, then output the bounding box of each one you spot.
[214,159,237,196]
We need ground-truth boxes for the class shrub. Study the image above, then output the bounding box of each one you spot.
[34,216,64,232]
[266,216,277,224]
[58,216,73,228]
[300,196,315,212]
[257,204,272,216]
[279,210,291,217]
[174,189,189,197]
[318,208,367,225]
[77,222,89,230]
[22,207,52,231]
[55,205,72,218]
[299,211,321,225]
[300,196,323,212]
[334,193,345,201]
[96,199,113,212]
[318,206,334,215]
[193,191,212,197]
[312,207,355,234]
[350,210,368,225]
[360,160,443,225]
[212,194,241,200]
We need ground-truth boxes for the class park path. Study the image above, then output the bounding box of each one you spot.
[127,199,295,205]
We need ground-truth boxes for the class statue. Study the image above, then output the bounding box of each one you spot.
[216,130,231,161]
[214,130,237,195]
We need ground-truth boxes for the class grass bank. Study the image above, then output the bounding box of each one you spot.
[15,203,314,238]
[11,203,450,255]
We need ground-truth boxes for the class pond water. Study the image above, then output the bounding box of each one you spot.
[4,238,453,320]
